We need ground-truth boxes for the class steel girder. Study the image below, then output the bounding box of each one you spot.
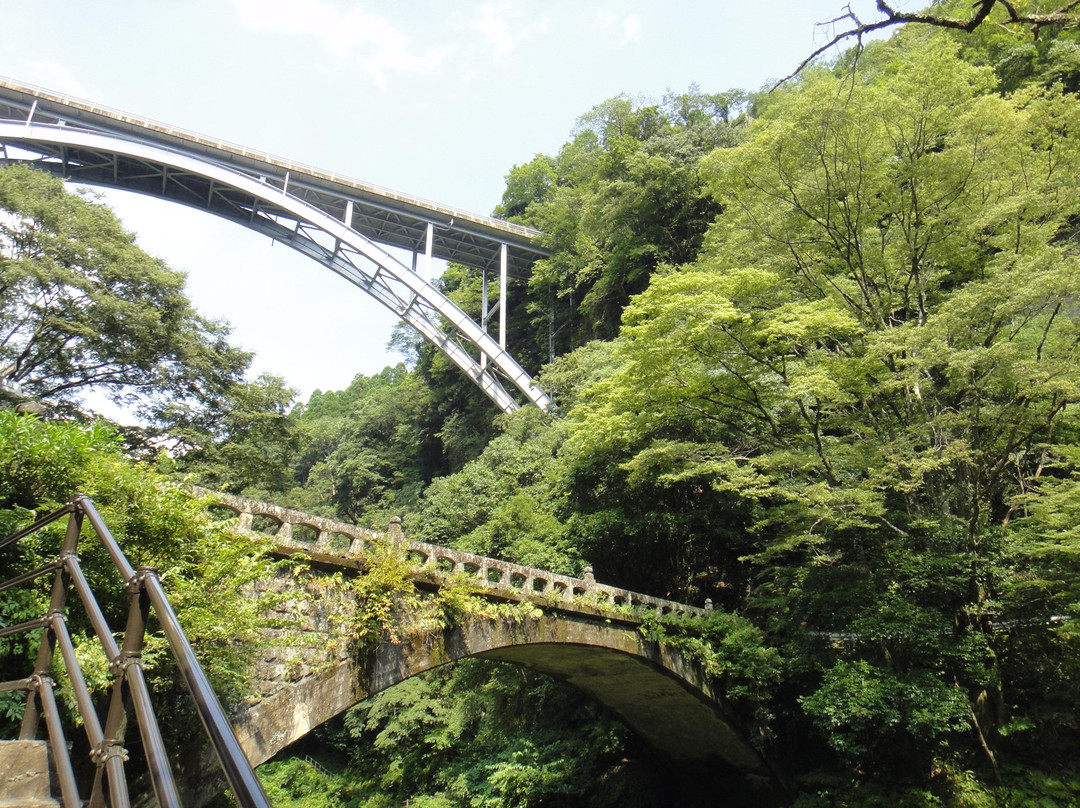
[0,81,550,413]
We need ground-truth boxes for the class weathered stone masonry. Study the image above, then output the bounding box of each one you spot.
[187,490,783,808]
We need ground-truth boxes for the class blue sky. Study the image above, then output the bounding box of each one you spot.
[2,0,893,403]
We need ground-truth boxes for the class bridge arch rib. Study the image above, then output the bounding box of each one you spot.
[0,78,550,413]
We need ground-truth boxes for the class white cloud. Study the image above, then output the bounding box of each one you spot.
[474,3,516,60]
[595,10,645,44]
[466,2,554,63]
[231,0,450,88]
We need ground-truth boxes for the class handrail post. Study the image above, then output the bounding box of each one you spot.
[120,570,183,808]
[97,661,134,808]
[32,675,83,808]
[20,507,82,741]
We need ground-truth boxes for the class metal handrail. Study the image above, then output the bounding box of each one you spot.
[0,494,271,807]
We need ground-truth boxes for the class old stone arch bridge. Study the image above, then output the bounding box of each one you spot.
[200,492,785,805]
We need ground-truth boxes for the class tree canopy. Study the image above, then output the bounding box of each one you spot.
[557,31,1080,792]
[0,166,251,423]
[786,0,1080,84]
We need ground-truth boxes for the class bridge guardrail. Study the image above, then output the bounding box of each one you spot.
[199,489,710,620]
[0,75,543,242]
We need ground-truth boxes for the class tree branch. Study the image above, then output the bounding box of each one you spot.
[775,0,1080,88]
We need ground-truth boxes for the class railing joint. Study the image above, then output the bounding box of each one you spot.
[126,565,159,593]
[90,742,130,766]
[109,651,143,678]
[45,608,67,625]
[27,673,55,692]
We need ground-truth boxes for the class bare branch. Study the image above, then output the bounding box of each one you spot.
[775,0,1080,89]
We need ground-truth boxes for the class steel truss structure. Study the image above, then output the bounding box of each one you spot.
[0,77,551,413]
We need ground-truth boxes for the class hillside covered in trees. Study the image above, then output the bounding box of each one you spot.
[3,1,1080,805]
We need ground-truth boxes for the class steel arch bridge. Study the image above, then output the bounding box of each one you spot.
[0,77,550,413]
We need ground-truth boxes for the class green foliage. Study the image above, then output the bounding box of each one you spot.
[346,534,433,644]
[916,0,1080,93]
[800,659,969,760]
[165,372,303,495]
[256,757,363,808]
[791,763,1080,807]
[344,529,542,650]
[339,659,631,807]
[638,609,781,734]
[458,492,572,573]
[414,408,579,574]
[492,87,745,360]
[555,29,1080,788]
[0,412,280,734]
[289,365,443,526]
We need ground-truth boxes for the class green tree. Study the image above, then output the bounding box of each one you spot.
[291,364,442,526]
[339,660,636,808]
[166,372,303,496]
[494,89,745,361]
[791,0,1080,86]
[0,166,250,421]
[414,407,579,574]
[563,36,1080,778]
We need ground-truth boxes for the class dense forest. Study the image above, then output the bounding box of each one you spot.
[3,1,1080,805]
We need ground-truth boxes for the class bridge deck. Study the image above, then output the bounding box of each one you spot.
[0,77,547,275]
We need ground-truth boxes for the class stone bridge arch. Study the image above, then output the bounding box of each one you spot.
[187,491,787,804]
[236,608,763,768]
[229,600,780,805]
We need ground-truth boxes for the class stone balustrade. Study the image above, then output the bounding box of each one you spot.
[196,489,709,620]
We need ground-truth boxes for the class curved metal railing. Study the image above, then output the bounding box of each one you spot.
[0,494,270,808]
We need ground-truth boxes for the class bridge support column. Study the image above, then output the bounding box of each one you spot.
[500,243,508,350]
